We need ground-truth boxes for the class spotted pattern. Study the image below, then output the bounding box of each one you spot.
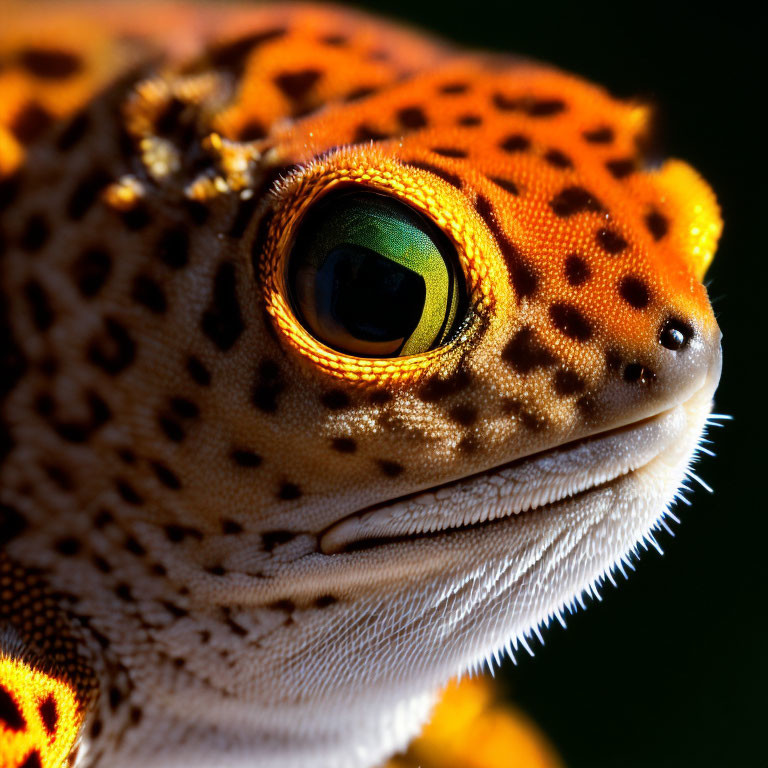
[0,4,720,768]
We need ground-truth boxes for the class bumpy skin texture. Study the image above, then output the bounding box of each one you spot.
[0,3,722,768]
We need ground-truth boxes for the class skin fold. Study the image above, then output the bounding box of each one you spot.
[0,3,722,767]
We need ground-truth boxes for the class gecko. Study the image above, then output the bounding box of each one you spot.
[0,3,723,768]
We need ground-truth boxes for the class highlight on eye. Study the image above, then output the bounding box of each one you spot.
[287,190,466,358]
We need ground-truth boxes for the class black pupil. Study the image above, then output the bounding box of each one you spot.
[318,244,426,343]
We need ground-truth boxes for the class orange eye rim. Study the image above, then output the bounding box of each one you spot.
[257,148,502,384]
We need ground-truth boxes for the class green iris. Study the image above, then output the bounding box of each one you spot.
[287,190,465,358]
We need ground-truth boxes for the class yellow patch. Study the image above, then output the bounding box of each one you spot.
[0,654,83,768]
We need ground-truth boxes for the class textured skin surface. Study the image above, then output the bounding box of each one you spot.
[0,3,722,768]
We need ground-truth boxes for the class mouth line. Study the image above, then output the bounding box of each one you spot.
[320,402,684,555]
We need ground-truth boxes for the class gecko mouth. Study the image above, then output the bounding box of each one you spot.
[319,368,720,556]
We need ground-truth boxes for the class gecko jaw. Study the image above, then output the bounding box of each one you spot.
[319,350,722,556]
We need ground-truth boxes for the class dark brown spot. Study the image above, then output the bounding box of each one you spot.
[606,158,636,179]
[90,719,103,738]
[440,82,469,94]
[352,124,390,143]
[1,687,25,728]
[116,479,143,505]
[19,47,82,79]
[228,194,260,239]
[88,318,135,375]
[129,706,143,725]
[0,504,26,545]
[550,186,603,217]
[158,416,184,443]
[206,564,226,576]
[499,134,530,153]
[237,119,267,142]
[164,525,203,543]
[54,537,81,556]
[553,370,585,396]
[378,460,404,478]
[659,317,693,350]
[202,262,244,351]
[0,174,21,212]
[278,483,301,501]
[66,168,111,220]
[44,464,73,491]
[121,204,152,231]
[252,359,283,413]
[19,213,50,252]
[492,92,522,111]
[369,390,392,405]
[20,750,42,768]
[132,275,167,314]
[456,113,482,127]
[124,536,146,557]
[618,275,651,309]
[108,687,123,710]
[623,363,655,385]
[11,102,52,143]
[274,69,321,100]
[315,594,338,608]
[431,146,467,159]
[408,160,462,189]
[38,695,58,735]
[151,462,181,490]
[502,399,546,431]
[92,555,112,573]
[645,209,669,240]
[162,600,189,618]
[448,404,478,426]
[475,195,538,298]
[397,106,428,129]
[344,85,379,102]
[73,247,111,297]
[94,509,114,529]
[331,437,357,453]
[527,98,566,116]
[420,368,471,402]
[544,149,573,168]
[320,390,351,410]
[458,434,479,453]
[114,583,133,601]
[564,254,591,286]
[23,280,53,331]
[208,28,286,72]
[186,356,211,386]
[222,519,243,535]
[583,126,614,143]
[184,199,209,226]
[549,303,592,342]
[488,176,519,195]
[56,110,90,151]
[231,449,262,468]
[596,227,628,255]
[156,227,189,269]
[502,328,555,374]
[320,33,347,46]
[262,530,296,551]
[170,397,199,419]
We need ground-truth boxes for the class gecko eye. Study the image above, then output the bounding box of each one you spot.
[287,190,466,358]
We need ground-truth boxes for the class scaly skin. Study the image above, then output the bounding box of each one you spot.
[0,4,722,768]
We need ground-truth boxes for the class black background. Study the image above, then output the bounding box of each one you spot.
[348,2,762,766]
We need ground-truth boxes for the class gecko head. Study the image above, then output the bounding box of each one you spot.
[101,55,722,721]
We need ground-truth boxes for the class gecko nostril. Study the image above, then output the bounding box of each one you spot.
[659,317,694,350]
[623,363,655,385]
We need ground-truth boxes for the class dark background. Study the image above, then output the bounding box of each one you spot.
[349,2,762,766]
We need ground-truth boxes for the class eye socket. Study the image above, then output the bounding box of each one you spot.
[287,190,466,358]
